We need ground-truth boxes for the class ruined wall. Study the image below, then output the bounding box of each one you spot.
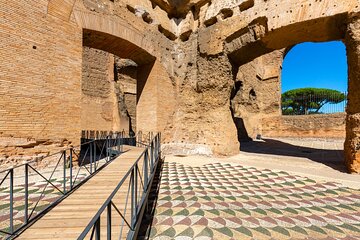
[198,0,356,59]
[262,113,346,139]
[345,13,360,173]
[0,0,175,166]
[231,50,283,140]
[0,0,82,166]
[137,60,176,134]
[82,48,141,134]
[115,58,138,133]
[0,1,82,143]
[2,0,360,172]
[162,48,239,156]
[159,0,358,161]
[81,47,120,131]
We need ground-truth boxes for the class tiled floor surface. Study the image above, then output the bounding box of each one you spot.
[144,162,360,240]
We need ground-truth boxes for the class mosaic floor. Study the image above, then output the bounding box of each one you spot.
[144,162,360,240]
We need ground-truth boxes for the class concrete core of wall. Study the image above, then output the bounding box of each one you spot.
[1,0,360,173]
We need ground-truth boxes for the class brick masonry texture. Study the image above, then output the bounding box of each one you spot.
[1,0,360,172]
[0,0,82,144]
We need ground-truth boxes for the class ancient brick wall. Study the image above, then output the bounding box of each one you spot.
[81,47,117,132]
[115,59,138,133]
[0,0,82,166]
[81,48,141,134]
[0,1,82,144]
[262,113,346,139]
[137,60,176,134]
[2,0,360,172]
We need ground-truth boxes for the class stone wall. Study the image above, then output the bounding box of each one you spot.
[81,47,120,131]
[0,0,82,144]
[115,58,138,133]
[81,48,139,134]
[262,113,346,139]
[344,13,360,173]
[0,0,82,166]
[137,60,176,134]
[2,0,360,172]
[231,50,283,140]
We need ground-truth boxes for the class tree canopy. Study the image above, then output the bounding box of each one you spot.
[281,88,346,115]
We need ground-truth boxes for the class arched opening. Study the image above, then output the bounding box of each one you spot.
[225,9,360,172]
[81,47,139,135]
[282,41,348,116]
[231,41,349,172]
[81,29,176,136]
[260,41,348,171]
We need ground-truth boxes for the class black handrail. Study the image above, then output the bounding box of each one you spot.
[78,133,161,240]
[1,132,134,239]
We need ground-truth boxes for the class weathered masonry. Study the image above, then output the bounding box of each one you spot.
[1,0,360,173]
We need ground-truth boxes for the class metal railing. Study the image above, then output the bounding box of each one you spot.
[282,91,348,115]
[78,133,161,240]
[83,130,150,147]
[0,133,127,239]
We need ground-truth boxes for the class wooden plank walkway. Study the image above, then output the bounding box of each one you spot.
[18,146,145,240]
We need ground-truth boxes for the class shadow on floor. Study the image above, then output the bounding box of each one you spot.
[137,157,164,239]
[240,138,347,173]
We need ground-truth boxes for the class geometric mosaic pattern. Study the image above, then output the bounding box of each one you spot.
[145,162,360,239]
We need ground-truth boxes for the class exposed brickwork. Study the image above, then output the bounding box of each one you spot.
[0,0,82,144]
[116,59,138,132]
[1,0,360,173]
[81,47,116,131]
[82,47,112,98]
[231,50,283,140]
[81,48,142,133]
[262,113,346,139]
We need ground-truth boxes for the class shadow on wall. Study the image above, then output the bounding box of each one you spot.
[230,80,252,142]
[240,138,346,173]
[233,117,252,142]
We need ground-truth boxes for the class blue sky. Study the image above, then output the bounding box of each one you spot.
[281,41,348,93]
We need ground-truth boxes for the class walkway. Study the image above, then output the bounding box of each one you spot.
[18,146,145,239]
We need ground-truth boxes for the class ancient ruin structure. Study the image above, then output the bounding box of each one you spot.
[1,0,360,173]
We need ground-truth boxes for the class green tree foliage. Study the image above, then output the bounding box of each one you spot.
[281,88,346,115]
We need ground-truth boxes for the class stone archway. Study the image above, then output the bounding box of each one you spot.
[220,11,359,172]
[74,11,176,135]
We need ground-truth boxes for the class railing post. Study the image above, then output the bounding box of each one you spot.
[63,151,67,194]
[24,163,29,224]
[155,135,158,161]
[134,165,138,214]
[96,217,100,240]
[69,148,73,190]
[130,170,135,229]
[121,132,123,152]
[9,167,14,234]
[158,135,160,158]
[90,142,93,174]
[94,141,97,172]
[150,142,154,172]
[130,168,137,230]
[107,202,112,240]
[106,136,109,162]
[144,150,149,192]
[117,133,120,154]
